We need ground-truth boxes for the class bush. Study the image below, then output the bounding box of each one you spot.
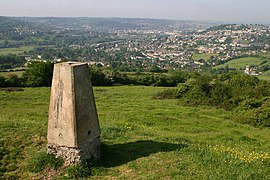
[22,61,54,87]
[235,98,270,127]
[254,107,270,127]
[170,70,190,85]
[0,76,7,87]
[6,74,23,87]
[89,67,190,87]
[89,67,111,86]
[209,81,234,109]
[156,73,270,127]
[236,98,264,111]
[154,88,176,99]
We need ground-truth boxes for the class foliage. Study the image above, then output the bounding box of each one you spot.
[89,66,189,87]
[154,88,177,99]
[89,66,111,86]
[0,74,24,87]
[0,64,190,87]
[22,61,54,87]
[0,76,7,87]
[149,65,166,73]
[0,54,25,69]
[235,98,270,127]
[156,73,270,127]
[5,74,23,87]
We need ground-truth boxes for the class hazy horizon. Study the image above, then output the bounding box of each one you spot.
[1,0,270,24]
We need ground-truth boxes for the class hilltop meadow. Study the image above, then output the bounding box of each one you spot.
[1,15,270,179]
[1,86,270,179]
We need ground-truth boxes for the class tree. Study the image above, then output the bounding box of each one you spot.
[89,66,110,86]
[6,74,23,87]
[0,76,7,87]
[149,65,163,73]
[22,61,54,87]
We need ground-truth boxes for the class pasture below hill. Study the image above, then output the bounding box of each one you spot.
[1,86,270,179]
[214,57,265,70]
[0,46,36,55]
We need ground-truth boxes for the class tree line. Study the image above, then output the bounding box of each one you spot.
[2,61,270,128]
[0,61,189,88]
[0,54,25,70]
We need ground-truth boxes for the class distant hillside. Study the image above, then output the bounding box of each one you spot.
[204,23,270,32]
[16,17,215,32]
[0,16,53,48]
[0,16,28,28]
[0,16,32,37]
[0,16,46,32]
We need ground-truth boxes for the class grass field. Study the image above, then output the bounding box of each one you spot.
[258,75,270,81]
[0,46,36,55]
[192,53,215,61]
[214,57,266,70]
[0,71,25,78]
[1,86,270,179]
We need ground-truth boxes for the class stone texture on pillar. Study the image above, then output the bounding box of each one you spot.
[47,62,101,164]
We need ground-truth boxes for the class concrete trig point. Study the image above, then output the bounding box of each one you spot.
[47,62,101,164]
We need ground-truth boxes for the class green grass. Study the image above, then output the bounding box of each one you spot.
[1,86,270,179]
[214,57,266,70]
[0,46,36,55]
[192,53,215,61]
[259,52,270,59]
[0,71,25,78]
[257,69,270,80]
[258,75,270,81]
[239,40,251,45]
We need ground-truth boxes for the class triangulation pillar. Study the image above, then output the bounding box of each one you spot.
[47,62,101,164]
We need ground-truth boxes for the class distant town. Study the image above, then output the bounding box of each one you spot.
[1,17,270,74]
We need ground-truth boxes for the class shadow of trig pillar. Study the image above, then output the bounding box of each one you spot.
[47,62,101,164]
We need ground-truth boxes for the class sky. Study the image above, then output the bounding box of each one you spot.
[1,0,270,23]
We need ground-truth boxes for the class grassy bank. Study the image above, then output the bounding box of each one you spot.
[192,53,216,61]
[214,57,266,70]
[0,71,25,78]
[1,86,270,179]
[0,46,36,55]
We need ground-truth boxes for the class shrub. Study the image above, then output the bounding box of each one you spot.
[6,74,23,87]
[89,67,111,86]
[254,107,270,127]
[236,98,270,127]
[154,89,176,99]
[156,73,270,127]
[236,98,264,111]
[210,81,233,109]
[170,70,190,85]
[0,76,7,87]
[22,61,54,87]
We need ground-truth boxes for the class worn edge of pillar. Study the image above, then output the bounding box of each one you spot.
[47,137,101,164]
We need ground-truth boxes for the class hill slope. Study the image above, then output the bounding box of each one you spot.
[1,86,270,179]
[214,56,267,70]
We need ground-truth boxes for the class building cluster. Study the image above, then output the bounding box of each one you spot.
[79,24,270,69]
